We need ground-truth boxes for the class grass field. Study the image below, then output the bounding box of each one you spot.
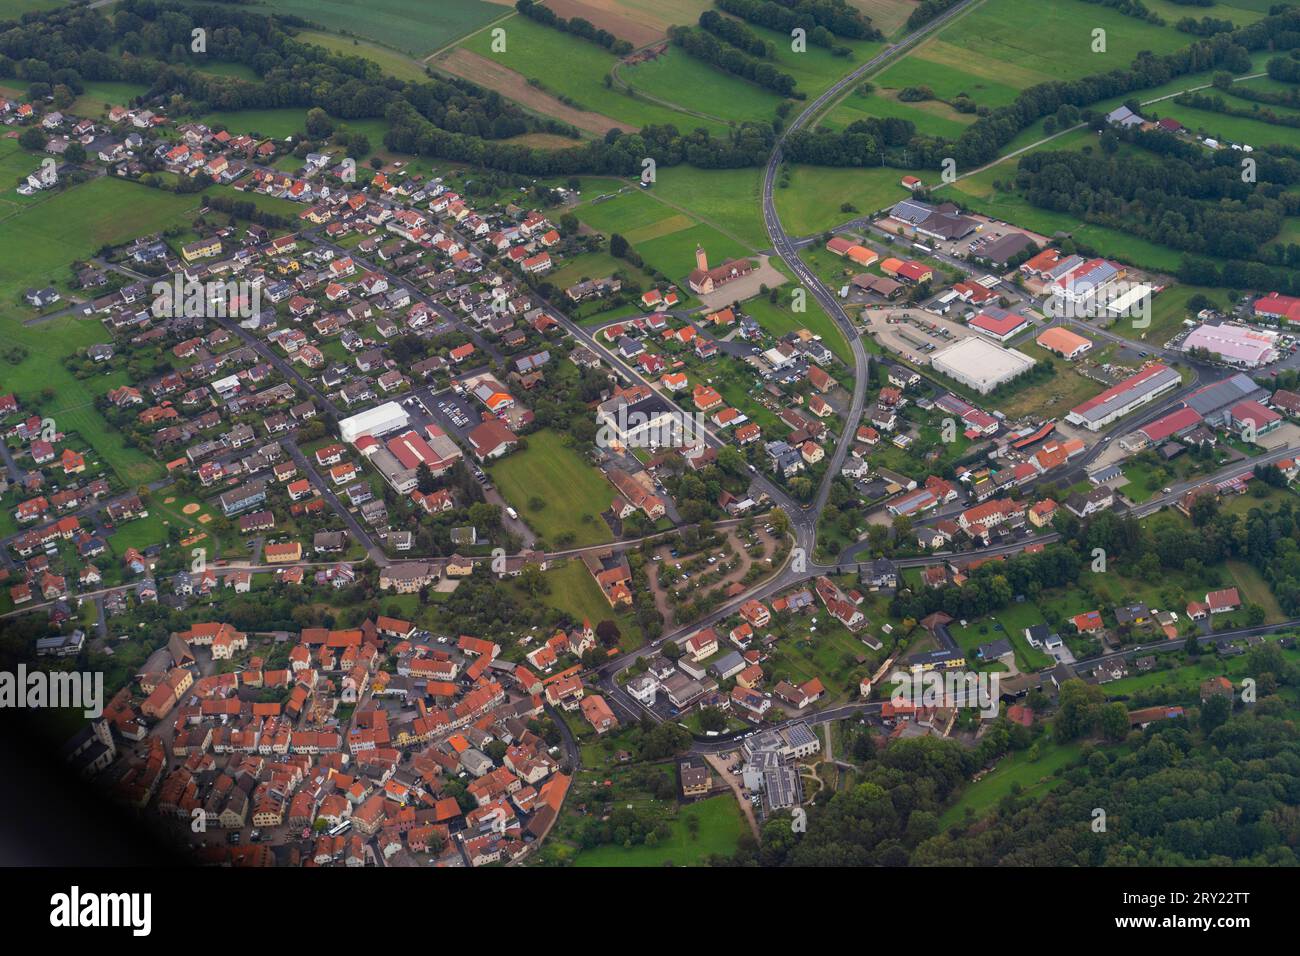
[260,0,506,58]
[488,429,614,547]
[570,793,745,866]
[454,15,733,137]
[939,740,1084,828]
[575,187,755,285]
[648,166,768,250]
[619,47,783,126]
[742,294,852,365]
[775,165,928,234]
[528,558,645,650]
[295,30,432,83]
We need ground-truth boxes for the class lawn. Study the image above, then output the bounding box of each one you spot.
[488,429,614,547]
[571,793,745,866]
[742,293,852,365]
[526,558,645,651]
[263,0,506,57]
[938,739,1084,828]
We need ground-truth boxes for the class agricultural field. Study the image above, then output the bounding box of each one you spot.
[444,14,733,137]
[258,0,507,58]
[488,429,615,548]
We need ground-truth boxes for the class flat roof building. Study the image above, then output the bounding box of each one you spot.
[930,336,1035,395]
[339,401,410,443]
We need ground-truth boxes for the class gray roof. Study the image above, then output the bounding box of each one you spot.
[1185,373,1263,417]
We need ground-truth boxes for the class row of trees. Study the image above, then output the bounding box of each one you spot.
[716,0,883,43]
[699,9,774,58]
[667,24,798,97]
[514,0,634,56]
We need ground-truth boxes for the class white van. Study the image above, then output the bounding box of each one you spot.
[505,506,519,520]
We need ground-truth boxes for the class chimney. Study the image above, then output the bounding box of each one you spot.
[695,244,708,272]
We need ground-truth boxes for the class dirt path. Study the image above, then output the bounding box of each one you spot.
[431,49,637,136]
[704,752,759,840]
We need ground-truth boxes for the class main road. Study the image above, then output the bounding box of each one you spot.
[760,0,986,527]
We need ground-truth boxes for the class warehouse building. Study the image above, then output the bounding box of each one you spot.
[930,336,1035,395]
[1065,363,1181,431]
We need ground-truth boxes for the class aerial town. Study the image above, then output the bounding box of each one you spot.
[1,0,1299,878]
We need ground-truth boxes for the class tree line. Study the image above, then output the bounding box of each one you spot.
[514,0,634,56]
[667,24,799,97]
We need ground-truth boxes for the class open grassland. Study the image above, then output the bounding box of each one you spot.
[488,429,614,548]
[647,166,768,250]
[575,187,754,283]
[258,0,506,58]
[521,558,645,650]
[451,15,732,137]
[775,164,929,233]
[295,30,432,83]
[905,0,1191,93]
[571,793,745,866]
[939,740,1084,828]
[620,47,784,126]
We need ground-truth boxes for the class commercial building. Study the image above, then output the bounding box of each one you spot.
[968,307,1030,342]
[1181,323,1278,368]
[930,336,1035,395]
[339,401,410,443]
[1065,363,1181,431]
[1184,373,1267,426]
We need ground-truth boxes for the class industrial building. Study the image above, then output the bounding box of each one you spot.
[338,401,410,443]
[1065,363,1181,431]
[930,336,1035,395]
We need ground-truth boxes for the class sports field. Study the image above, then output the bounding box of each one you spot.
[489,429,614,547]
[260,0,506,58]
